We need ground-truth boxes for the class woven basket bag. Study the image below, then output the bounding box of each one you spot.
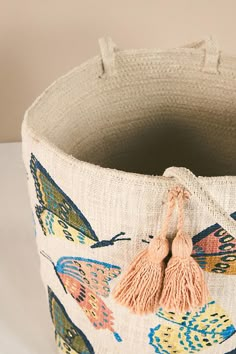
[22,36,236,354]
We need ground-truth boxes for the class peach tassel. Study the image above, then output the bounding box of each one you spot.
[159,187,209,313]
[112,188,178,315]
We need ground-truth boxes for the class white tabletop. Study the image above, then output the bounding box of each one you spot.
[0,142,57,354]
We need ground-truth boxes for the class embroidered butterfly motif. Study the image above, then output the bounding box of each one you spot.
[149,300,236,353]
[142,212,236,275]
[191,212,236,275]
[48,286,95,354]
[42,252,122,342]
[30,153,131,247]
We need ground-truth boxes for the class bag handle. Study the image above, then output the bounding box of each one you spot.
[181,35,221,74]
[98,36,118,77]
[163,166,236,238]
[98,35,220,76]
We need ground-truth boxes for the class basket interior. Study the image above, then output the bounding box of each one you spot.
[27,50,236,177]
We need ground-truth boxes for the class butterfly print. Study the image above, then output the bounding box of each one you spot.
[142,212,236,275]
[191,212,236,275]
[149,300,236,353]
[48,286,95,354]
[30,153,131,247]
[42,252,122,342]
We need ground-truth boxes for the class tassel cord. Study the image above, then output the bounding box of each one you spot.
[158,188,179,241]
[176,187,190,237]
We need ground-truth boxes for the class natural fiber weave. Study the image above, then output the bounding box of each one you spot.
[22,36,236,354]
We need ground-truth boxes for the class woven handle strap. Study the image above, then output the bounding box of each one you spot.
[163,166,236,238]
[181,35,218,50]
[98,36,118,76]
[181,35,220,74]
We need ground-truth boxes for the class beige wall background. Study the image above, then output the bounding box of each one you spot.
[1,0,236,142]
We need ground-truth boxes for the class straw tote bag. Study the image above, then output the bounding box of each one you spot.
[21,36,236,354]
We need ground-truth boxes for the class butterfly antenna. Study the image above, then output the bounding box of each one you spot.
[141,239,150,244]
[40,251,67,293]
[111,232,131,242]
[40,250,55,266]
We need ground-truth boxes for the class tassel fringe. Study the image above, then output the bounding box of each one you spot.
[113,186,210,315]
[159,188,209,313]
[112,188,177,314]
[159,232,209,312]
[112,239,169,314]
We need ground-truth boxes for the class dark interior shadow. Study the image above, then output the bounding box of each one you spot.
[100,112,235,177]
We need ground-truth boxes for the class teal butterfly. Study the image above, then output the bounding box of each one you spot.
[48,286,94,354]
[30,153,130,247]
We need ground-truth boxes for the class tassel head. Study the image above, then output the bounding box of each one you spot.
[148,237,170,262]
[171,230,192,257]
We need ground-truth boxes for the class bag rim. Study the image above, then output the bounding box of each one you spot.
[22,45,236,186]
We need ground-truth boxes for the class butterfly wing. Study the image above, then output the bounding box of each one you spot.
[150,301,236,353]
[48,286,95,354]
[56,256,121,297]
[30,153,98,245]
[149,323,186,354]
[55,256,122,341]
[192,212,236,275]
[64,279,117,333]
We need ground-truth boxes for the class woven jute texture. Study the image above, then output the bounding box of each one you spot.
[22,36,236,354]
